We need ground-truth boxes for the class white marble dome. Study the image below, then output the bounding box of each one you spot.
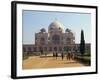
[48,20,64,33]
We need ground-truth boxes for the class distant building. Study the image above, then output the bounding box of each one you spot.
[23,20,90,53]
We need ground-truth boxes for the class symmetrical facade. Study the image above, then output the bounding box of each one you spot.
[23,20,90,53]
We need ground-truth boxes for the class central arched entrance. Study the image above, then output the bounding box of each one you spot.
[52,35,60,44]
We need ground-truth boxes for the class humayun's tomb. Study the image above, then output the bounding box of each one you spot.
[23,20,90,53]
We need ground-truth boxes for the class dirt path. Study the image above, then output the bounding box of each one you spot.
[22,54,84,69]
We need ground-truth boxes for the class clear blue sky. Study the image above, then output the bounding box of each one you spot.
[22,10,91,44]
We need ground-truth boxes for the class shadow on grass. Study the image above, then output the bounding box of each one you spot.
[74,57,91,66]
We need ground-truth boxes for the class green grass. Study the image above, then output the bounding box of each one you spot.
[75,54,91,66]
[23,52,28,60]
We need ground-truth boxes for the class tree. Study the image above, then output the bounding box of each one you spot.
[80,30,85,56]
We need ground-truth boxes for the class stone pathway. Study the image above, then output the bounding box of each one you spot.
[22,54,84,69]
